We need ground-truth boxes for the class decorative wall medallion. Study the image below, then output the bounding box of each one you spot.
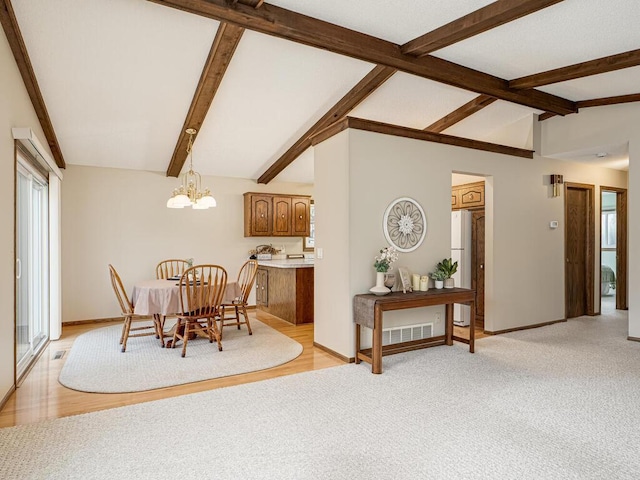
[383,197,426,252]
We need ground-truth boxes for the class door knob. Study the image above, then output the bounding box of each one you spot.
[480,264,484,270]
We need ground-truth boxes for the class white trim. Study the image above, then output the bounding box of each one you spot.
[12,127,63,180]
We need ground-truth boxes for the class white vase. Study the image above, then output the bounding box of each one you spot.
[370,271,391,296]
[434,280,444,289]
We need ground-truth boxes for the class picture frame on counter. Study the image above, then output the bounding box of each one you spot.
[397,266,412,294]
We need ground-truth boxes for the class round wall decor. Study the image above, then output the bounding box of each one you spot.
[383,197,426,252]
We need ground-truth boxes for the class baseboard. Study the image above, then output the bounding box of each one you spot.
[64,308,257,327]
[0,385,16,412]
[628,336,640,342]
[313,342,353,363]
[63,316,141,326]
[484,318,566,335]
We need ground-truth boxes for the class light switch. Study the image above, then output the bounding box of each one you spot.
[316,247,323,259]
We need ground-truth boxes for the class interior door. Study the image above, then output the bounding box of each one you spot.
[565,184,595,318]
[471,210,485,328]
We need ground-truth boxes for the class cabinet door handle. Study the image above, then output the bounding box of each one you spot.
[299,215,303,219]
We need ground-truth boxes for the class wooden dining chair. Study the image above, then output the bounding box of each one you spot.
[156,259,190,279]
[109,264,161,352]
[219,259,258,338]
[172,264,227,358]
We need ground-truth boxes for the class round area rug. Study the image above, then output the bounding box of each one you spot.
[59,319,303,393]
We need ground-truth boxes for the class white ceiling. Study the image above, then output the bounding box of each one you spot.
[10,0,639,184]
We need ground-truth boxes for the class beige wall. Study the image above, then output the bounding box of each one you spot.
[0,30,55,401]
[314,127,627,358]
[541,103,639,338]
[61,164,312,322]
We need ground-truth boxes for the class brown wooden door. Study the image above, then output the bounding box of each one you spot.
[471,211,485,328]
[273,196,292,236]
[565,184,594,318]
[291,197,310,236]
[251,195,272,236]
[255,268,268,307]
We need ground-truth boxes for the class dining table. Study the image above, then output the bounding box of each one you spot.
[131,278,241,346]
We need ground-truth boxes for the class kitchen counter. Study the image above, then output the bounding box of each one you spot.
[257,258,314,269]
[255,260,314,324]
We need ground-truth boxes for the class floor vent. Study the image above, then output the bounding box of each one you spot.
[382,323,433,346]
[53,351,65,360]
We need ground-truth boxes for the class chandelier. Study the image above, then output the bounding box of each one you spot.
[166,128,216,209]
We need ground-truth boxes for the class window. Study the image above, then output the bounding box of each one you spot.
[601,211,616,249]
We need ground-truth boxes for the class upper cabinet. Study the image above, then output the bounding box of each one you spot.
[244,192,311,237]
[452,181,485,210]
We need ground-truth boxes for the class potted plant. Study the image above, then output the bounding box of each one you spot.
[437,258,458,288]
[429,269,447,289]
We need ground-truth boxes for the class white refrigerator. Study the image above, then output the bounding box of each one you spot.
[451,210,472,326]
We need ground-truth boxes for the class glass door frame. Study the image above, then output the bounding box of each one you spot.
[16,154,50,380]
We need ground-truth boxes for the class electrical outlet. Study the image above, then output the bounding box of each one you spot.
[435,312,441,324]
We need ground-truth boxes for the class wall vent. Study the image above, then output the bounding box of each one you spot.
[53,350,65,360]
[382,323,433,346]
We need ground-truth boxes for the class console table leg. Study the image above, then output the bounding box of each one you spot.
[355,324,361,364]
[372,308,383,374]
[445,303,453,346]
[469,300,476,353]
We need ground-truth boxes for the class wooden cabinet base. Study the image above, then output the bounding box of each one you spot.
[257,266,314,324]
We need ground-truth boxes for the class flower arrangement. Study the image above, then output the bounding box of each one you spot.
[374,246,399,272]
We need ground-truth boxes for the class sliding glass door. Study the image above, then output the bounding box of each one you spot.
[16,157,49,378]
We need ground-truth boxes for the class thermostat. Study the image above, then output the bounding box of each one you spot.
[549,221,559,229]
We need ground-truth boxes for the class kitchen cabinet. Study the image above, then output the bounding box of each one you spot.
[451,181,484,210]
[244,192,311,237]
[256,261,314,324]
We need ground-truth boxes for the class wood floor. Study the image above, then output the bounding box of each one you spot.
[0,314,490,429]
[0,311,344,428]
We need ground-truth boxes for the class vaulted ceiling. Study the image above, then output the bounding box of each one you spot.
[4,0,640,184]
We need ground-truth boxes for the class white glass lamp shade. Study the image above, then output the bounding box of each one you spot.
[167,196,184,208]
[173,194,191,207]
[192,200,209,210]
[199,194,216,207]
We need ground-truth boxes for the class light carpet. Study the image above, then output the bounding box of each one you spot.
[3,311,640,479]
[58,319,303,393]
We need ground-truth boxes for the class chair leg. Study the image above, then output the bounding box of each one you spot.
[121,316,132,353]
[235,305,241,330]
[211,320,223,352]
[241,305,252,335]
[181,320,190,358]
[171,318,182,350]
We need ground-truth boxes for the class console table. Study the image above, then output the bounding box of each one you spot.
[353,288,476,374]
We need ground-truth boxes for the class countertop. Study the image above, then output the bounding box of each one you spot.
[257,258,315,269]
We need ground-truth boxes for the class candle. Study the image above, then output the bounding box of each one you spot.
[412,274,421,291]
[420,275,429,291]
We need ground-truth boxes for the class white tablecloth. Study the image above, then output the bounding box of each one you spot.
[131,279,241,316]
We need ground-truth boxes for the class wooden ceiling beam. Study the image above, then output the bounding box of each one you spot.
[425,95,496,133]
[538,93,640,121]
[166,22,244,177]
[257,65,396,184]
[577,93,640,109]
[402,0,564,57]
[0,0,66,168]
[510,48,640,89]
[148,0,576,115]
[311,117,534,159]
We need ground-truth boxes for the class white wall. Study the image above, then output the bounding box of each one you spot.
[314,127,627,358]
[542,103,638,338]
[0,29,56,401]
[61,165,312,321]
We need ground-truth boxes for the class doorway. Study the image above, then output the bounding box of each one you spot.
[600,187,627,313]
[564,183,595,319]
[451,173,486,334]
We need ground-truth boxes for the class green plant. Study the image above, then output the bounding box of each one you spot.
[430,258,458,281]
[437,258,458,279]
[429,269,447,282]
